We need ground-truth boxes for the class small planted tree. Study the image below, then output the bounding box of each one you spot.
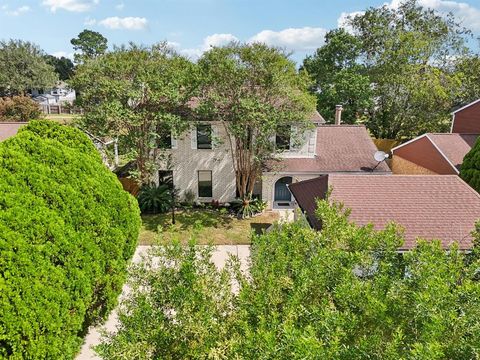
[71,43,198,185]
[460,137,480,192]
[197,43,316,212]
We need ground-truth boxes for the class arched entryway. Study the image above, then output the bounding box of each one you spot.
[274,176,293,202]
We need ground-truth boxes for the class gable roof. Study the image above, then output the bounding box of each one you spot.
[392,133,478,173]
[452,98,480,114]
[289,174,480,250]
[266,125,390,173]
[0,122,25,142]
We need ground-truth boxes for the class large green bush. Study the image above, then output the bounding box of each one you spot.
[460,137,480,193]
[97,199,480,359]
[0,120,140,359]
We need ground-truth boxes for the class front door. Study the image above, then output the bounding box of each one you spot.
[274,177,292,202]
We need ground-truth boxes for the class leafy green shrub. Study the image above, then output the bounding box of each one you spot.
[138,184,172,214]
[98,198,480,359]
[460,137,480,192]
[0,96,42,121]
[182,189,196,206]
[231,197,267,218]
[0,120,140,359]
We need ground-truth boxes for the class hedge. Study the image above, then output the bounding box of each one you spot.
[0,120,141,359]
[460,136,480,193]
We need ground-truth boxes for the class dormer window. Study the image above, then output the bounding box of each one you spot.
[276,125,291,151]
[197,124,212,149]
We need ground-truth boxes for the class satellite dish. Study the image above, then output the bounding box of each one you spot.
[374,150,389,162]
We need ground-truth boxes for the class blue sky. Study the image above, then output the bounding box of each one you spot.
[0,0,479,64]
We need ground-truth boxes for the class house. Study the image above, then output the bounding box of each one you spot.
[289,174,480,251]
[451,98,480,133]
[391,133,478,175]
[157,108,390,210]
[0,122,25,142]
[31,82,76,108]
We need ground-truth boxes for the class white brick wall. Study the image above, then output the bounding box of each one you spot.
[158,121,317,208]
[158,121,237,203]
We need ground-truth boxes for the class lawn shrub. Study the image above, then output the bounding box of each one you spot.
[460,137,480,193]
[0,120,141,359]
[0,96,42,121]
[138,183,172,214]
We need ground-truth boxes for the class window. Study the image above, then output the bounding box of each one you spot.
[197,124,212,149]
[198,170,212,197]
[158,170,173,189]
[276,125,291,151]
[158,133,172,149]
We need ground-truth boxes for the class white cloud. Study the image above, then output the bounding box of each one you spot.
[98,16,148,30]
[416,0,480,31]
[42,0,99,13]
[5,5,30,16]
[248,27,327,51]
[337,11,364,33]
[115,2,124,10]
[181,33,238,58]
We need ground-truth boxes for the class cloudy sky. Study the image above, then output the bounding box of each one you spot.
[1,0,479,63]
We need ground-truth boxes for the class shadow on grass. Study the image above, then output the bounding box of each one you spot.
[250,222,272,235]
[142,209,234,233]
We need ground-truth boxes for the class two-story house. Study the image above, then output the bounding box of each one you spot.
[157,108,391,210]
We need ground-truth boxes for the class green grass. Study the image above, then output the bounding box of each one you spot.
[44,114,80,124]
[139,209,279,245]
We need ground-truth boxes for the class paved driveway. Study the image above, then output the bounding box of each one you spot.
[76,245,251,360]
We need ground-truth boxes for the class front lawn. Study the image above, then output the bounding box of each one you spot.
[139,209,279,245]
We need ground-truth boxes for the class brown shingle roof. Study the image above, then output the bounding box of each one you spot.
[267,125,390,173]
[427,133,478,170]
[0,122,25,142]
[289,174,480,250]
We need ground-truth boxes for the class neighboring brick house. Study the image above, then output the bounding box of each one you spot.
[0,122,25,142]
[157,115,391,210]
[289,174,480,251]
[451,98,480,133]
[391,133,478,175]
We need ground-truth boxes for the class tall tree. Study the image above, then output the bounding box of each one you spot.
[454,54,480,106]
[70,29,108,63]
[303,29,373,124]
[44,54,75,81]
[197,43,316,205]
[347,0,468,139]
[71,43,197,184]
[0,40,57,96]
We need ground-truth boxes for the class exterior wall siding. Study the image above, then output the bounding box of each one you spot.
[391,155,438,175]
[392,136,456,175]
[452,101,480,133]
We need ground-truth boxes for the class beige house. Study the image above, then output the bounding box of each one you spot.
[157,111,391,210]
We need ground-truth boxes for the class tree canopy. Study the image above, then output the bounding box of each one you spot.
[304,0,471,139]
[71,43,197,184]
[0,120,140,359]
[97,199,480,359]
[44,54,75,81]
[71,29,108,63]
[197,43,316,203]
[0,40,57,96]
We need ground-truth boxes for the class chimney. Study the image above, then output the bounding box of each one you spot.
[335,105,343,125]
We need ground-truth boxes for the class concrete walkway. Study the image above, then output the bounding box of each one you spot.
[76,245,251,360]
